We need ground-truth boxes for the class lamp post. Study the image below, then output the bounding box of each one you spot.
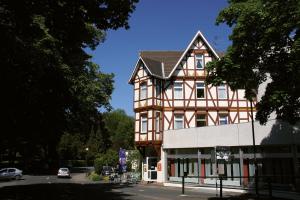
[250,98,258,196]
[85,147,89,167]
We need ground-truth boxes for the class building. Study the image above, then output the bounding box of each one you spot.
[129,31,300,187]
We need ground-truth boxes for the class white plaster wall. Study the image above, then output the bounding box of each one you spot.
[197,100,206,107]
[164,111,173,130]
[219,101,229,107]
[163,120,300,149]
[237,90,245,100]
[209,86,217,99]
[208,111,217,125]
[187,57,194,68]
[239,111,248,118]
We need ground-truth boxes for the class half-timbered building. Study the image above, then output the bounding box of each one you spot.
[129,31,300,187]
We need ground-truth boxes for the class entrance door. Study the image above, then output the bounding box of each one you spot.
[146,157,158,181]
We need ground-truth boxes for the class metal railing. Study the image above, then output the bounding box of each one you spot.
[180,175,300,199]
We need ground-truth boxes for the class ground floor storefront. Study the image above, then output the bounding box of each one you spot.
[141,145,300,188]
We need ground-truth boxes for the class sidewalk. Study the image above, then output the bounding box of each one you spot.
[163,182,300,200]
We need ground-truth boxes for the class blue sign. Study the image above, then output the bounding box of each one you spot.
[119,148,127,173]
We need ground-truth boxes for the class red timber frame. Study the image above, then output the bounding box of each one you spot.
[132,37,257,149]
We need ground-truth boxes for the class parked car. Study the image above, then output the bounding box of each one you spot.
[57,168,71,178]
[0,168,23,180]
[101,166,113,176]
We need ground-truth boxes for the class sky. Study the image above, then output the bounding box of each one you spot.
[90,0,232,116]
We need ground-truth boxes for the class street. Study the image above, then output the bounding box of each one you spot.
[0,173,282,200]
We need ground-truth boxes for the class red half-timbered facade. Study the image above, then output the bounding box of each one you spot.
[129,31,300,187]
[129,31,254,150]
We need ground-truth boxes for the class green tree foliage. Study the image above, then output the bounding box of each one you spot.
[94,149,118,174]
[57,133,85,160]
[206,0,300,124]
[0,0,138,165]
[103,109,135,150]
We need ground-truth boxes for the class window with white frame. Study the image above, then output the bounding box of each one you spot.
[140,82,147,100]
[174,82,183,99]
[140,115,147,133]
[196,114,206,127]
[155,112,160,133]
[218,84,227,99]
[174,114,184,129]
[195,54,204,69]
[196,82,205,98]
[219,115,228,125]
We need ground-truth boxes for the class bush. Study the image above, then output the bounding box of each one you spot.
[88,171,101,181]
[94,157,105,174]
[94,149,118,174]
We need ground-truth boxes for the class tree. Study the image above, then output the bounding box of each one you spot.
[0,0,138,165]
[206,0,300,124]
[57,133,85,160]
[103,109,135,150]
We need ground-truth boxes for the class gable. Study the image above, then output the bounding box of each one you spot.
[167,31,220,78]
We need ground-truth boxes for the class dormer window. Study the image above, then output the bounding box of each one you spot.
[195,54,204,69]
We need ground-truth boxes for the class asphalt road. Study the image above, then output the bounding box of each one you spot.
[0,174,278,200]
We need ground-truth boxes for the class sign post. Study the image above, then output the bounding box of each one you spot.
[119,148,127,173]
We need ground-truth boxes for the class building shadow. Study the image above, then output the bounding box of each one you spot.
[0,183,133,200]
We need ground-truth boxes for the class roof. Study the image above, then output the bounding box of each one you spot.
[140,51,183,77]
[129,31,222,84]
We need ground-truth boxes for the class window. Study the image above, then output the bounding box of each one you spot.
[174,114,184,129]
[196,114,206,127]
[140,82,147,100]
[155,112,160,133]
[219,115,228,125]
[218,84,227,99]
[195,54,204,69]
[141,115,147,133]
[156,81,161,97]
[196,82,205,98]
[174,82,183,99]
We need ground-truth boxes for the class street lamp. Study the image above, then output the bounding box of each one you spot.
[249,92,258,196]
[85,147,89,167]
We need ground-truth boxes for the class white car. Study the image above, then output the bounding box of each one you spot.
[57,168,71,178]
[0,168,23,180]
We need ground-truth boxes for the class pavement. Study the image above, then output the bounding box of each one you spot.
[1,174,300,200]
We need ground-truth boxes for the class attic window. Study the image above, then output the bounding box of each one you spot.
[195,54,204,69]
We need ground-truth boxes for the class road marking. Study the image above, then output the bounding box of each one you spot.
[179,194,188,197]
[139,189,144,192]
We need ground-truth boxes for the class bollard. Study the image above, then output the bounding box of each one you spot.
[220,176,223,199]
[182,176,185,194]
[255,172,259,196]
[268,177,272,198]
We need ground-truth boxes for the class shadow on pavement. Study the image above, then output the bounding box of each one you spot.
[208,194,289,200]
[0,183,132,200]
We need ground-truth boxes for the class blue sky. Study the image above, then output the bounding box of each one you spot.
[91,0,232,116]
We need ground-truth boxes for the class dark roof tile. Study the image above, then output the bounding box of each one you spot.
[140,51,183,77]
